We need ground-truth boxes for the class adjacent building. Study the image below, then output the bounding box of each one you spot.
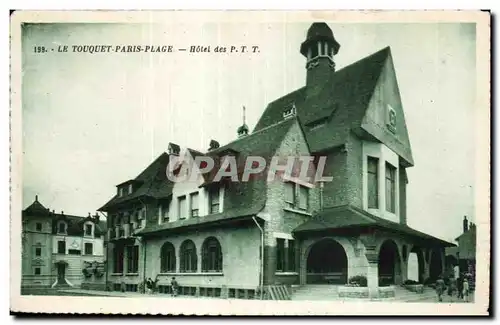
[99,22,455,298]
[446,216,476,288]
[21,196,107,289]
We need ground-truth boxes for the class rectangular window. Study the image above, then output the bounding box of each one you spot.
[35,222,42,232]
[367,157,379,209]
[126,245,139,273]
[287,240,296,272]
[208,186,220,214]
[128,184,133,194]
[85,224,92,236]
[178,196,187,219]
[161,204,169,223]
[190,192,199,217]
[57,241,66,254]
[114,247,124,273]
[276,238,285,272]
[68,249,81,255]
[284,182,295,208]
[298,185,309,210]
[34,267,41,275]
[35,247,42,257]
[385,163,397,213]
[84,243,93,255]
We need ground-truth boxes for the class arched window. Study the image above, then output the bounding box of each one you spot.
[179,240,197,273]
[202,237,223,272]
[57,221,67,234]
[160,242,176,273]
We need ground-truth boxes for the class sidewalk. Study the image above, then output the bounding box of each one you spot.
[59,288,225,299]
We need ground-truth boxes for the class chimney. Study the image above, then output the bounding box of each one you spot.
[463,216,469,233]
[35,195,38,202]
[208,140,220,151]
[94,213,100,223]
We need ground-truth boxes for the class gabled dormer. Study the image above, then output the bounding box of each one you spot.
[116,179,143,197]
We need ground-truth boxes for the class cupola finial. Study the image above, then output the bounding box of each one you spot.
[237,105,249,138]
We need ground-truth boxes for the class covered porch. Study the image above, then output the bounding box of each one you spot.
[293,205,455,298]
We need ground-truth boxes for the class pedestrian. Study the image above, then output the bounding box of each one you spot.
[463,276,470,302]
[447,275,456,301]
[171,277,179,297]
[456,273,464,300]
[435,276,445,302]
[146,277,153,294]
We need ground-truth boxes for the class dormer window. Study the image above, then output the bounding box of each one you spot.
[128,184,133,194]
[57,221,67,234]
[84,224,93,237]
[283,103,296,119]
[208,186,221,214]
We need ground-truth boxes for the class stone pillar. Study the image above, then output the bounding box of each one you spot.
[360,233,380,299]
[400,257,408,283]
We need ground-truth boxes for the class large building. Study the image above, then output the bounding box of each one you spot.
[21,196,107,289]
[99,22,454,298]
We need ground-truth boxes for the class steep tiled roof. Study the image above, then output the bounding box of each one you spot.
[23,197,50,217]
[293,204,455,247]
[98,152,173,211]
[254,47,391,153]
[22,197,106,236]
[137,118,299,236]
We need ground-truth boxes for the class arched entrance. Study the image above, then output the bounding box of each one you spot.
[378,240,402,286]
[407,246,425,283]
[429,249,443,282]
[306,238,348,284]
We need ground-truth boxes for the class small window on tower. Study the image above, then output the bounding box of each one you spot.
[310,44,319,59]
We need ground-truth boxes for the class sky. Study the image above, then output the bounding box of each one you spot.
[21,21,476,242]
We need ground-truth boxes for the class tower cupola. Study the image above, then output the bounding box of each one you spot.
[300,22,340,96]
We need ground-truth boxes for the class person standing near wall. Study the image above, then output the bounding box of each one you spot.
[436,275,446,302]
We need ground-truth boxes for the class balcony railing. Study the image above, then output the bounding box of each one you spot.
[109,224,137,241]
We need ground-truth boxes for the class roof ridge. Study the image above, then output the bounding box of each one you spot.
[335,46,390,74]
[208,116,298,154]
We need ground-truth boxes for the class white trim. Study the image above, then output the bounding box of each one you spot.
[273,232,294,240]
[362,141,400,223]
[275,272,299,276]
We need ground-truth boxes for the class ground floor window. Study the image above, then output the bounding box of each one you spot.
[276,238,296,272]
[114,246,124,273]
[126,245,139,273]
[202,237,222,272]
[180,240,197,272]
[160,242,176,273]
